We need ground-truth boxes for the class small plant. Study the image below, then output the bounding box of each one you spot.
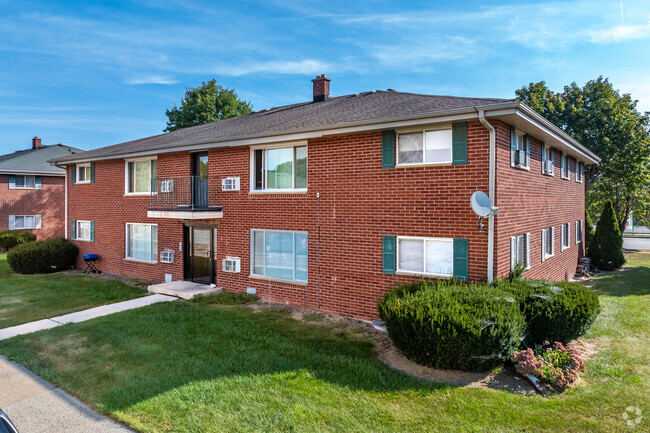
[512,341,586,390]
[508,261,526,282]
[192,291,258,305]
[589,200,625,270]
[0,230,36,251]
[6,238,78,274]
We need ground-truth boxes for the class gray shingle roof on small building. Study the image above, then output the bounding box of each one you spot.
[0,144,83,175]
[51,90,512,163]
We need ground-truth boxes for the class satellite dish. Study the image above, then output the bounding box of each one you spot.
[470,191,491,217]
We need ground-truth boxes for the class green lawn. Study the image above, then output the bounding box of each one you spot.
[0,255,648,432]
[0,254,146,328]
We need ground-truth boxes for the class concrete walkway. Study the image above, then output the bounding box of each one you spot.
[0,294,176,341]
[0,355,134,432]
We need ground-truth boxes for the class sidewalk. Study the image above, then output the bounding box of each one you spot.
[0,355,134,432]
[0,294,176,341]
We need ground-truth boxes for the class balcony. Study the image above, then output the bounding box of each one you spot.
[147,176,223,220]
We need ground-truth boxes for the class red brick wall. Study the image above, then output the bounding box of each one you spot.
[493,121,585,281]
[0,174,65,240]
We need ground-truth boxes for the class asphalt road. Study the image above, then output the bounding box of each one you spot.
[623,236,650,251]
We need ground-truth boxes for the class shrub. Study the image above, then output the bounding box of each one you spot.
[499,279,600,346]
[590,200,625,270]
[584,213,595,256]
[378,280,526,372]
[512,341,586,390]
[0,230,36,251]
[7,238,78,274]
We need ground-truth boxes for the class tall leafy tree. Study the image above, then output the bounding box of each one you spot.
[164,79,252,132]
[516,77,650,233]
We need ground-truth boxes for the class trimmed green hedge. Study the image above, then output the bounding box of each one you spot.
[7,238,78,274]
[0,230,36,251]
[378,280,526,372]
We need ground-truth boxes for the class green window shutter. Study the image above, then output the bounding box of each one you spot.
[381,130,395,169]
[382,235,396,274]
[90,162,95,183]
[525,134,530,166]
[90,221,95,242]
[70,220,76,240]
[510,126,516,167]
[453,238,469,281]
[35,176,42,189]
[452,122,467,165]
[71,165,76,184]
[8,175,16,189]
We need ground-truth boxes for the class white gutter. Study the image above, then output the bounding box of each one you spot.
[477,109,496,283]
[64,168,68,239]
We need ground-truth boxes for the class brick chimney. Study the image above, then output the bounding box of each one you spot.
[312,74,331,102]
[32,136,42,149]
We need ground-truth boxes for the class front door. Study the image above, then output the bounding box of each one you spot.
[192,152,209,208]
[184,226,216,285]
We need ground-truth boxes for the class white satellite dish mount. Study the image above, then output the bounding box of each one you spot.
[470,191,499,232]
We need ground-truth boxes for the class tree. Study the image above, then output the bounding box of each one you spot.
[164,80,252,132]
[589,200,625,270]
[584,212,594,256]
[516,77,650,233]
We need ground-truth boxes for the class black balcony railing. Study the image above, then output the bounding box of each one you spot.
[150,176,219,210]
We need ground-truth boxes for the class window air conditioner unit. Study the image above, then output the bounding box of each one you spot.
[545,160,554,173]
[516,150,526,166]
[222,177,240,191]
[222,257,241,273]
[160,179,174,193]
[160,250,174,263]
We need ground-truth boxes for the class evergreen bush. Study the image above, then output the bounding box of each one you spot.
[0,230,36,251]
[589,200,625,270]
[7,238,78,274]
[584,213,594,256]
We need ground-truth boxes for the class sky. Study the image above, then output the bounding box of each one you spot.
[1,0,649,153]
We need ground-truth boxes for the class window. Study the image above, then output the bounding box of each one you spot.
[76,220,92,241]
[541,227,555,261]
[560,153,570,179]
[251,230,308,282]
[541,145,554,175]
[126,223,158,262]
[576,220,583,244]
[397,128,452,165]
[12,175,36,189]
[76,163,91,184]
[511,130,529,169]
[10,215,40,230]
[126,158,157,194]
[576,161,584,182]
[252,144,307,191]
[561,223,571,251]
[397,237,453,276]
[511,233,531,270]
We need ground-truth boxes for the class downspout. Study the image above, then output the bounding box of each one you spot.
[477,110,496,283]
[64,165,68,239]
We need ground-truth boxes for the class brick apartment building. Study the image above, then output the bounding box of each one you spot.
[0,138,81,241]
[52,76,599,319]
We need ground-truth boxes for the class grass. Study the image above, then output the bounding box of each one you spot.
[190,291,258,305]
[0,254,648,432]
[0,254,146,328]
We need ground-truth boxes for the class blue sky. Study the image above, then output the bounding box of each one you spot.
[1,0,649,153]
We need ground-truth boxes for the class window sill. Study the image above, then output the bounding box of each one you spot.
[124,257,157,265]
[11,187,38,190]
[124,192,155,197]
[10,228,37,231]
[542,172,555,177]
[576,180,583,184]
[249,274,308,286]
[249,189,308,195]
[75,181,91,185]
[396,162,452,168]
[561,176,570,181]
[544,254,555,260]
[74,238,92,242]
[395,270,452,279]
[512,165,530,171]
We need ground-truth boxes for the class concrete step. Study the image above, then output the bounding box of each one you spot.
[147,281,221,300]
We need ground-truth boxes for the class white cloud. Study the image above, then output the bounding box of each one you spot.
[209,59,334,76]
[589,24,650,42]
[127,75,178,85]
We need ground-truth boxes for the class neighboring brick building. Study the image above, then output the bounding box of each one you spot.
[52,76,599,320]
[0,138,81,241]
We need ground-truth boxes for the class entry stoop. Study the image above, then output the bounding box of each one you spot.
[147,281,221,300]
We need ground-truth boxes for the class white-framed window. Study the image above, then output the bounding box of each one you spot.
[125,158,157,194]
[541,227,555,261]
[560,153,570,179]
[511,130,529,169]
[541,145,555,175]
[576,220,583,244]
[561,223,571,251]
[76,163,91,184]
[251,143,307,192]
[9,215,40,230]
[125,223,158,262]
[576,161,584,183]
[76,220,93,241]
[251,229,308,282]
[397,128,453,165]
[11,175,37,189]
[510,233,531,271]
[396,236,453,277]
